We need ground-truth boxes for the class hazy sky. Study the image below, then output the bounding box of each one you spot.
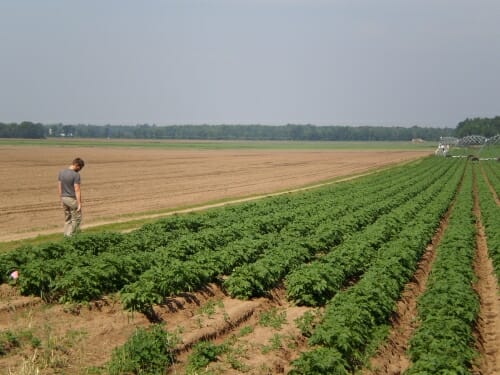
[1,0,499,128]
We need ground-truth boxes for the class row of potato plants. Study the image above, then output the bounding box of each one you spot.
[1,158,453,307]
[0,214,213,285]
[227,158,459,301]
[406,162,480,373]
[289,159,466,374]
[224,174,434,300]
[1,158,405,284]
[120,158,454,312]
[1,193,324,300]
[120,159,441,312]
[1,160,420,281]
[1,190,333,286]
[475,163,500,280]
[8,218,241,301]
[285,158,463,306]
[3,158,449,303]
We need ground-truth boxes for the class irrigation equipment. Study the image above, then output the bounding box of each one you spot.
[438,134,500,160]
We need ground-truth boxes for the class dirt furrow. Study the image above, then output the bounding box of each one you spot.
[472,173,500,375]
[159,286,313,375]
[363,185,456,374]
[0,282,313,374]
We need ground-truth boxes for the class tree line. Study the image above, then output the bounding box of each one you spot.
[0,122,45,139]
[455,117,500,138]
[0,118,498,141]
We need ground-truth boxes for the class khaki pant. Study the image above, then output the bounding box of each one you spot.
[61,196,82,237]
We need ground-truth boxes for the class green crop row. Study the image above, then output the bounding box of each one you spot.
[289,161,465,374]
[285,159,463,306]
[121,159,448,313]
[475,163,500,280]
[226,158,456,301]
[406,162,480,374]
[221,158,454,299]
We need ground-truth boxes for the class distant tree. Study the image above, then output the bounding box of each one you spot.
[0,122,46,138]
[30,123,457,141]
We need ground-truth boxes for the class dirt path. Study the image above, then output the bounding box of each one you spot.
[160,286,313,375]
[472,171,500,375]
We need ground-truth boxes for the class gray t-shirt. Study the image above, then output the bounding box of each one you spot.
[58,169,81,198]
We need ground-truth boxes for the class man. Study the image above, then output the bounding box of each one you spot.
[58,157,85,236]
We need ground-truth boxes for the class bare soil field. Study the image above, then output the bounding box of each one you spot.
[0,145,429,242]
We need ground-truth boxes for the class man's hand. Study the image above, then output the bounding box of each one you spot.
[75,183,82,212]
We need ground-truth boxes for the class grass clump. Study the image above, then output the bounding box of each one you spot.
[258,308,287,330]
[107,324,178,375]
[186,340,227,374]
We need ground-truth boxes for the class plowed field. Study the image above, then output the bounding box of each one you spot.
[0,145,429,242]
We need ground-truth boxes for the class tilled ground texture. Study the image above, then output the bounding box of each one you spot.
[0,145,428,241]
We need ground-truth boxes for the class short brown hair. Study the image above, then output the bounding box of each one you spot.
[72,157,85,168]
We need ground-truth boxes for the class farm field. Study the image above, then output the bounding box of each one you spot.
[0,140,431,243]
[1,141,500,374]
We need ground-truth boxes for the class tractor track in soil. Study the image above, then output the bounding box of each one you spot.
[471,168,500,375]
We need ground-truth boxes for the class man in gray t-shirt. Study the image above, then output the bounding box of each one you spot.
[57,158,85,236]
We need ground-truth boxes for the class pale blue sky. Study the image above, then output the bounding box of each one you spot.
[1,0,499,127]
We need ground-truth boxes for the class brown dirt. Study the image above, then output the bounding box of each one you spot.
[161,286,313,375]
[0,145,429,242]
[0,286,150,373]
[0,281,314,374]
[471,170,500,375]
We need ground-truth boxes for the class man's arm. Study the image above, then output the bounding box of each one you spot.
[74,183,82,211]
